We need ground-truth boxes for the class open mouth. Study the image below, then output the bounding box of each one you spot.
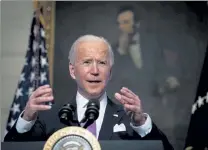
[87,80,101,83]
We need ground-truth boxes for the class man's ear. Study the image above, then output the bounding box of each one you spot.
[69,63,76,80]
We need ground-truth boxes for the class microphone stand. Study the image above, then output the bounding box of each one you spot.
[83,113,97,129]
[80,101,100,129]
[58,104,80,126]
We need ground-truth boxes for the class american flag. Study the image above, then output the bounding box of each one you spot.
[185,44,208,149]
[5,12,50,135]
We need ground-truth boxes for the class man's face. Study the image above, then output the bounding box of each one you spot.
[117,10,134,34]
[69,40,112,99]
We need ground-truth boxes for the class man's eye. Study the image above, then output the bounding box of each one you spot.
[83,61,90,64]
[99,61,106,65]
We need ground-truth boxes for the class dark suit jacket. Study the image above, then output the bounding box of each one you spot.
[4,97,174,150]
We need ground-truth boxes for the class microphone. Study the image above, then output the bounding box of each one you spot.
[58,103,76,126]
[81,100,100,129]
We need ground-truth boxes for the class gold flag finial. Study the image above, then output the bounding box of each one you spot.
[33,0,39,10]
[33,0,46,29]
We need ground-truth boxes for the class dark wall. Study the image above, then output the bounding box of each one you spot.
[53,2,208,150]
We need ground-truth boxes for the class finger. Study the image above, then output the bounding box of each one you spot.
[32,104,52,111]
[32,88,52,98]
[42,92,53,97]
[122,87,137,97]
[124,104,141,113]
[39,84,50,89]
[120,94,135,104]
[120,88,135,99]
[34,96,54,104]
[114,93,125,104]
[34,85,50,93]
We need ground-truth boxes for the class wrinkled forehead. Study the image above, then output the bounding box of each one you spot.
[75,40,110,58]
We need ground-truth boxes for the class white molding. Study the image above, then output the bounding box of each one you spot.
[1,1,33,141]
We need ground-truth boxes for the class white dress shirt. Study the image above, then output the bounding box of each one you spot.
[76,91,107,138]
[16,91,152,138]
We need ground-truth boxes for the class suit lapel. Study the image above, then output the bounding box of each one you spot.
[98,98,124,140]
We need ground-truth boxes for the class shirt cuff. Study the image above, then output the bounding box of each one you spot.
[130,113,152,137]
[16,111,37,133]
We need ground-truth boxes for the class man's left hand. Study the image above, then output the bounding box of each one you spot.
[114,87,146,126]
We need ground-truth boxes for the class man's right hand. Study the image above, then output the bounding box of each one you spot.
[118,32,129,55]
[23,85,54,121]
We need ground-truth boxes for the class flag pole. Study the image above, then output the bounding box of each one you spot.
[33,0,46,29]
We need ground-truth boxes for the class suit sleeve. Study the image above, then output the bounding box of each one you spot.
[130,113,152,137]
[141,122,174,150]
[4,117,48,142]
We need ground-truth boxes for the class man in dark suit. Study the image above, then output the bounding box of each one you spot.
[4,34,173,150]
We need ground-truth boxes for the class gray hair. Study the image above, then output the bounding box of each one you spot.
[68,34,114,66]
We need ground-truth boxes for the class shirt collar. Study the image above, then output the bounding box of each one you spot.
[76,91,107,108]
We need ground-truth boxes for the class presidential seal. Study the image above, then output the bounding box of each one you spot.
[43,127,101,150]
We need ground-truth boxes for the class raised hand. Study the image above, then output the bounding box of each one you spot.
[114,87,146,126]
[23,85,54,121]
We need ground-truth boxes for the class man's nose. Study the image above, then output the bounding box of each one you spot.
[91,63,99,76]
